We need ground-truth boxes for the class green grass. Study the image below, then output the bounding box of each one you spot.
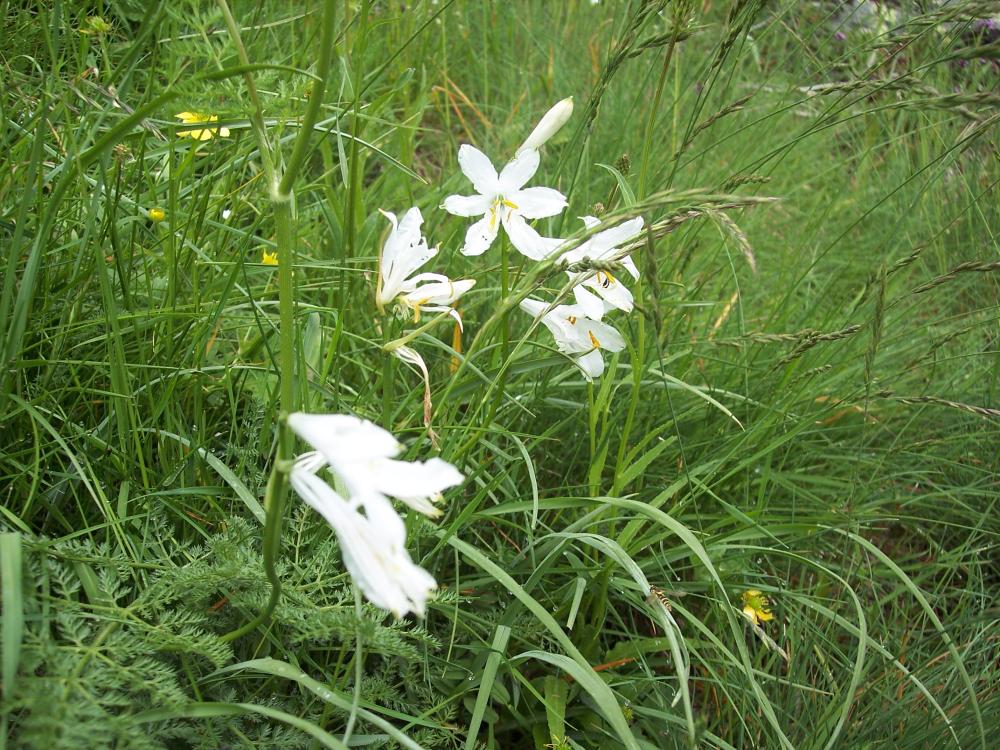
[2,1,998,748]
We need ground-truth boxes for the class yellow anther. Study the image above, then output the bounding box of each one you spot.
[588,331,601,349]
[597,270,615,289]
[501,198,519,210]
[567,315,577,325]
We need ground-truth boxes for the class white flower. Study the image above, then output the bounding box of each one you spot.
[289,457,436,617]
[561,216,644,319]
[443,145,567,259]
[517,97,574,155]
[287,413,463,518]
[376,208,475,325]
[519,298,626,380]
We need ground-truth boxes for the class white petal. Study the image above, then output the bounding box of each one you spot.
[517,97,573,154]
[289,468,411,615]
[498,148,540,192]
[372,457,463,517]
[442,193,492,217]
[621,255,640,280]
[572,283,606,320]
[502,212,563,260]
[580,215,601,230]
[396,206,424,243]
[510,186,567,219]
[584,273,634,314]
[589,216,645,256]
[400,271,450,290]
[576,349,605,380]
[543,305,588,352]
[461,213,500,256]
[519,297,549,318]
[378,207,436,305]
[375,458,465,515]
[583,317,626,352]
[288,413,401,463]
[356,489,408,546]
[402,278,475,308]
[458,144,500,195]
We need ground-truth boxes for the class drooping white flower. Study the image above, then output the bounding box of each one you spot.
[287,413,464,518]
[376,208,475,325]
[517,97,574,155]
[442,145,567,259]
[391,345,437,444]
[561,216,644,319]
[519,298,626,380]
[289,456,436,617]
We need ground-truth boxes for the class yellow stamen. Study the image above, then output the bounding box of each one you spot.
[501,198,519,210]
[567,315,577,325]
[597,270,616,289]
[588,331,601,349]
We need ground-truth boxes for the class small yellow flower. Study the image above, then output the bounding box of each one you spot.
[741,589,774,626]
[148,207,166,223]
[261,250,279,266]
[80,16,112,35]
[175,112,230,141]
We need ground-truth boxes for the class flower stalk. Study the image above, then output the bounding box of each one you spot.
[217,0,338,642]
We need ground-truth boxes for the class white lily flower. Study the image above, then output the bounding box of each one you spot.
[519,298,626,380]
[376,208,475,325]
[287,413,464,518]
[517,97,574,155]
[561,216,644,319]
[442,145,567,259]
[289,457,436,617]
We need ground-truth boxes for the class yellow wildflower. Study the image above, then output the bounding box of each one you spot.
[175,112,230,141]
[261,251,279,266]
[741,589,774,625]
[147,207,166,223]
[80,16,112,35]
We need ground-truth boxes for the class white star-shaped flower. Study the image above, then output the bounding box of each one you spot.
[290,455,437,617]
[287,413,463,518]
[561,216,644,319]
[442,145,567,259]
[519,298,626,380]
[376,207,475,326]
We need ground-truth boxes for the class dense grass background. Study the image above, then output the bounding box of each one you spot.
[2,1,998,748]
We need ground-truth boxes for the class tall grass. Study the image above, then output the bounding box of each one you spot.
[1,1,998,748]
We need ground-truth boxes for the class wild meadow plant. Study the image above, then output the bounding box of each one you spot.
[2,1,998,748]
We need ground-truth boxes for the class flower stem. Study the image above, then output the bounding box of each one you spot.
[491,233,512,419]
[217,0,338,643]
[342,585,364,744]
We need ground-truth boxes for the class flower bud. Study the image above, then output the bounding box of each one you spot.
[516,96,573,155]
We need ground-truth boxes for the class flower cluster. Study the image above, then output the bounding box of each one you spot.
[287,413,463,617]
[439,97,645,380]
[276,98,644,619]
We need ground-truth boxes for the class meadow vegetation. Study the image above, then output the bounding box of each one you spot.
[1,1,998,748]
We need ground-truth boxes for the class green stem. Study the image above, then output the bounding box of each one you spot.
[486,234,512,425]
[214,0,277,186]
[342,585,364,744]
[217,0,338,643]
[612,274,645,496]
[381,319,394,426]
